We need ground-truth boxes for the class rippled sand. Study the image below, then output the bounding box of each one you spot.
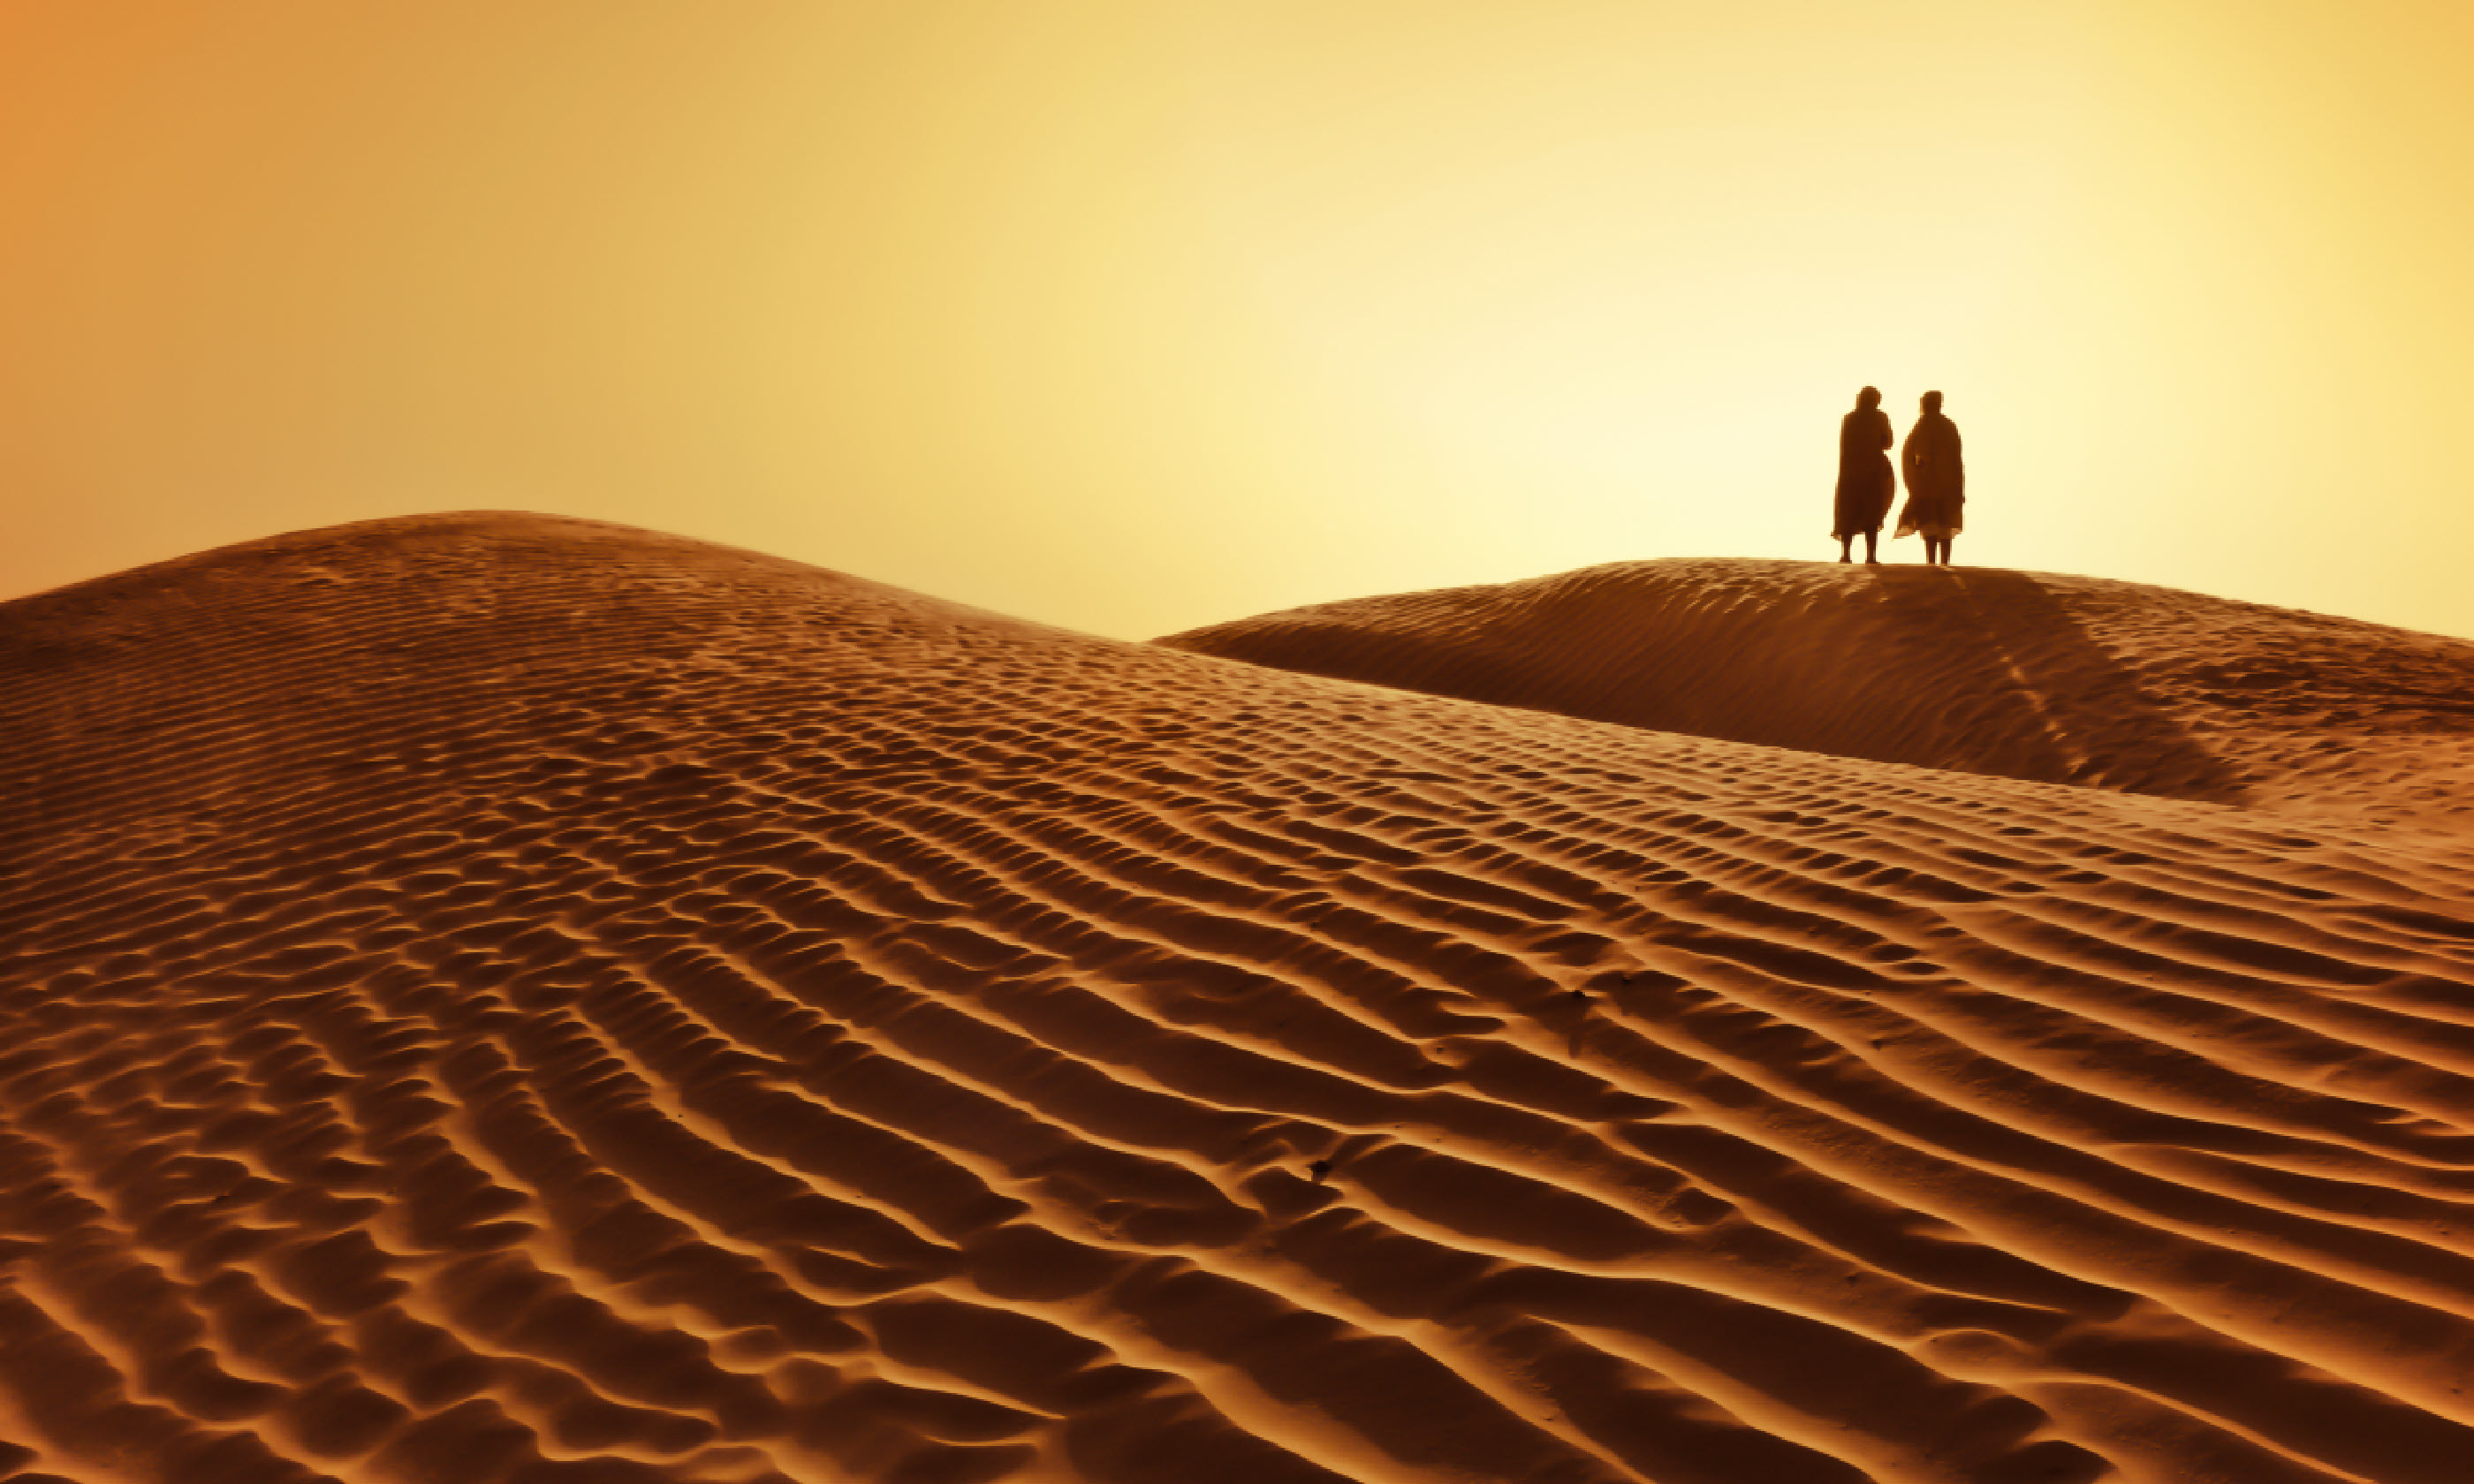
[1163,556,2474,837]
[4,513,2471,1484]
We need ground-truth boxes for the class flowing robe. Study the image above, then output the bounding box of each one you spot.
[1895,412,1965,539]
[1832,406,1894,539]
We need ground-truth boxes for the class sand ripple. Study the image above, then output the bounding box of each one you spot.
[4,514,2471,1482]
[1160,557,2474,837]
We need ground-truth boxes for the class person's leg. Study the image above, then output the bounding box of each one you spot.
[1863,531,1878,564]
[1838,534,1853,563]
[1942,537,1955,567]
[1924,537,1946,564]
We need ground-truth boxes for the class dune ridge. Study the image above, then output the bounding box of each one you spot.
[1157,557,2474,837]
[4,512,2472,1483]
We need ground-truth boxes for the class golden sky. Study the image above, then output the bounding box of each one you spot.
[4,1,2469,640]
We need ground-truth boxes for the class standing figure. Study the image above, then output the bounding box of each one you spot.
[1895,390,1965,565]
[1832,386,1895,564]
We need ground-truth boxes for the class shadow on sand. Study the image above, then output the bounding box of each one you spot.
[1869,566,2248,805]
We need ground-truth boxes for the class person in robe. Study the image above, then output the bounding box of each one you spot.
[1832,386,1894,564]
[1895,390,1965,565]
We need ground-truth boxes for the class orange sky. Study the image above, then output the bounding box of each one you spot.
[4,1,2469,640]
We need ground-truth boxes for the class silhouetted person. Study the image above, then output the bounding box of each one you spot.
[1895,390,1965,564]
[1832,386,1894,564]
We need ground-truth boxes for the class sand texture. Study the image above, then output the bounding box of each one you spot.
[1161,558,2474,837]
[4,513,2473,1484]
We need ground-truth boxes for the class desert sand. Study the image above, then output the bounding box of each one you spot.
[4,511,2472,1484]
[1161,558,2474,839]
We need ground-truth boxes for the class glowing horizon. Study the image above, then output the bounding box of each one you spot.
[4,1,2468,641]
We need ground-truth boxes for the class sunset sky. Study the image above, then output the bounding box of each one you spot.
[4,1,2468,641]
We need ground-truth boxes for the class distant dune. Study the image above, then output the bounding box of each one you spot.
[1160,557,2474,837]
[5,513,2474,1484]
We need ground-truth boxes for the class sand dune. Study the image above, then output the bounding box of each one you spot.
[4,512,2472,1484]
[1160,558,2474,837]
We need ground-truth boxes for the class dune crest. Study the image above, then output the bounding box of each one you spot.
[1159,557,2474,837]
[5,513,2474,1483]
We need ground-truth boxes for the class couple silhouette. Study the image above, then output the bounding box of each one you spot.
[1833,388,1964,565]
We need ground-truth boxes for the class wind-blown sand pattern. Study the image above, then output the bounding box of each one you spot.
[1162,558,2474,837]
[4,512,2473,1484]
